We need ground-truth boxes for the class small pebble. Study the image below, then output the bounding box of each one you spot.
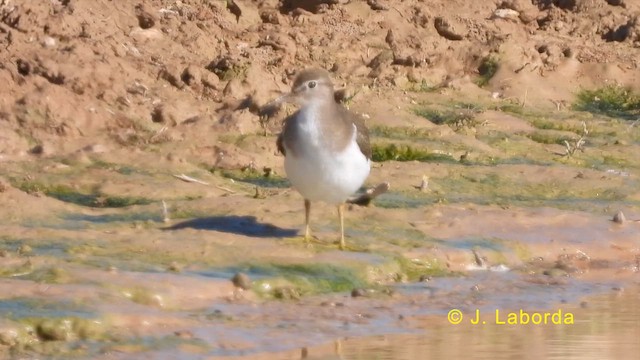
[612,211,625,224]
[41,36,57,48]
[231,272,252,290]
[18,245,33,256]
[580,301,588,308]
[167,261,182,273]
[174,330,194,339]
[351,288,367,297]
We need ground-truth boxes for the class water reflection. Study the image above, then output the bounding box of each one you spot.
[236,286,639,360]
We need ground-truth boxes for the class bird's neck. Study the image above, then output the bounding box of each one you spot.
[296,98,353,153]
[298,97,335,124]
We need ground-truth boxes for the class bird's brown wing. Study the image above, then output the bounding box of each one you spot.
[345,109,371,160]
[276,131,286,156]
[277,112,300,156]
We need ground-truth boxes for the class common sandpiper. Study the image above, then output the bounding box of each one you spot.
[271,68,372,250]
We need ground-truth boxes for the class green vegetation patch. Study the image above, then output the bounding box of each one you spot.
[218,168,289,188]
[414,104,483,130]
[407,80,440,93]
[527,130,576,145]
[394,256,453,280]
[247,263,367,297]
[475,55,500,87]
[10,179,152,208]
[574,85,640,119]
[370,125,433,140]
[372,143,457,163]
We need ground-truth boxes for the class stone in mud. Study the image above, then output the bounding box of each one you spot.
[130,28,163,42]
[159,65,185,89]
[72,319,105,340]
[174,330,194,339]
[603,17,640,43]
[231,272,252,290]
[351,288,367,297]
[81,143,108,154]
[385,29,397,49]
[491,9,520,21]
[16,59,32,76]
[41,36,57,48]
[181,65,202,87]
[17,244,33,256]
[273,286,300,300]
[167,261,183,273]
[368,50,394,70]
[367,0,389,11]
[135,3,157,29]
[260,9,281,24]
[151,104,166,123]
[151,101,198,126]
[605,0,624,6]
[434,17,466,41]
[34,58,66,85]
[202,71,221,90]
[612,210,625,224]
[543,268,567,278]
[0,328,19,346]
[280,0,339,14]
[36,319,74,341]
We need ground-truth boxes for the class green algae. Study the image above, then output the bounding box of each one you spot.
[414,105,482,130]
[1,317,109,357]
[9,178,153,208]
[121,287,165,307]
[24,267,73,284]
[393,256,453,281]
[371,143,457,163]
[248,263,367,297]
[217,168,290,189]
[374,191,437,209]
[0,260,34,278]
[527,131,576,145]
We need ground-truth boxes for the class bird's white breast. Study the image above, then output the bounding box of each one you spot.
[284,106,370,204]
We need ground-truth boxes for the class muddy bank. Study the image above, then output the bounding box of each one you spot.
[2,0,640,358]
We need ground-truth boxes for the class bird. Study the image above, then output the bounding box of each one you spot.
[271,68,371,250]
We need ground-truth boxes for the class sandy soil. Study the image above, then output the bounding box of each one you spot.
[1,0,640,358]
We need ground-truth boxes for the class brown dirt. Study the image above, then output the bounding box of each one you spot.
[0,0,639,160]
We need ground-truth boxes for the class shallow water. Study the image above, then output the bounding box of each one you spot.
[244,285,640,360]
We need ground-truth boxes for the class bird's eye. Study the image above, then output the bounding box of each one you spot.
[308,81,317,89]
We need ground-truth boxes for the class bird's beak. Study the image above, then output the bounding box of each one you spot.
[272,91,296,105]
[259,91,296,118]
[259,82,311,117]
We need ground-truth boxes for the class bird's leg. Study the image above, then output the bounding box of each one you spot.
[304,199,311,242]
[338,203,346,250]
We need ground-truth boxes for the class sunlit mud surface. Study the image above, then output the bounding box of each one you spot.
[219,285,640,360]
[2,59,640,360]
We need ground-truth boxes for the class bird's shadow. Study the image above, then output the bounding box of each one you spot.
[163,215,298,238]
